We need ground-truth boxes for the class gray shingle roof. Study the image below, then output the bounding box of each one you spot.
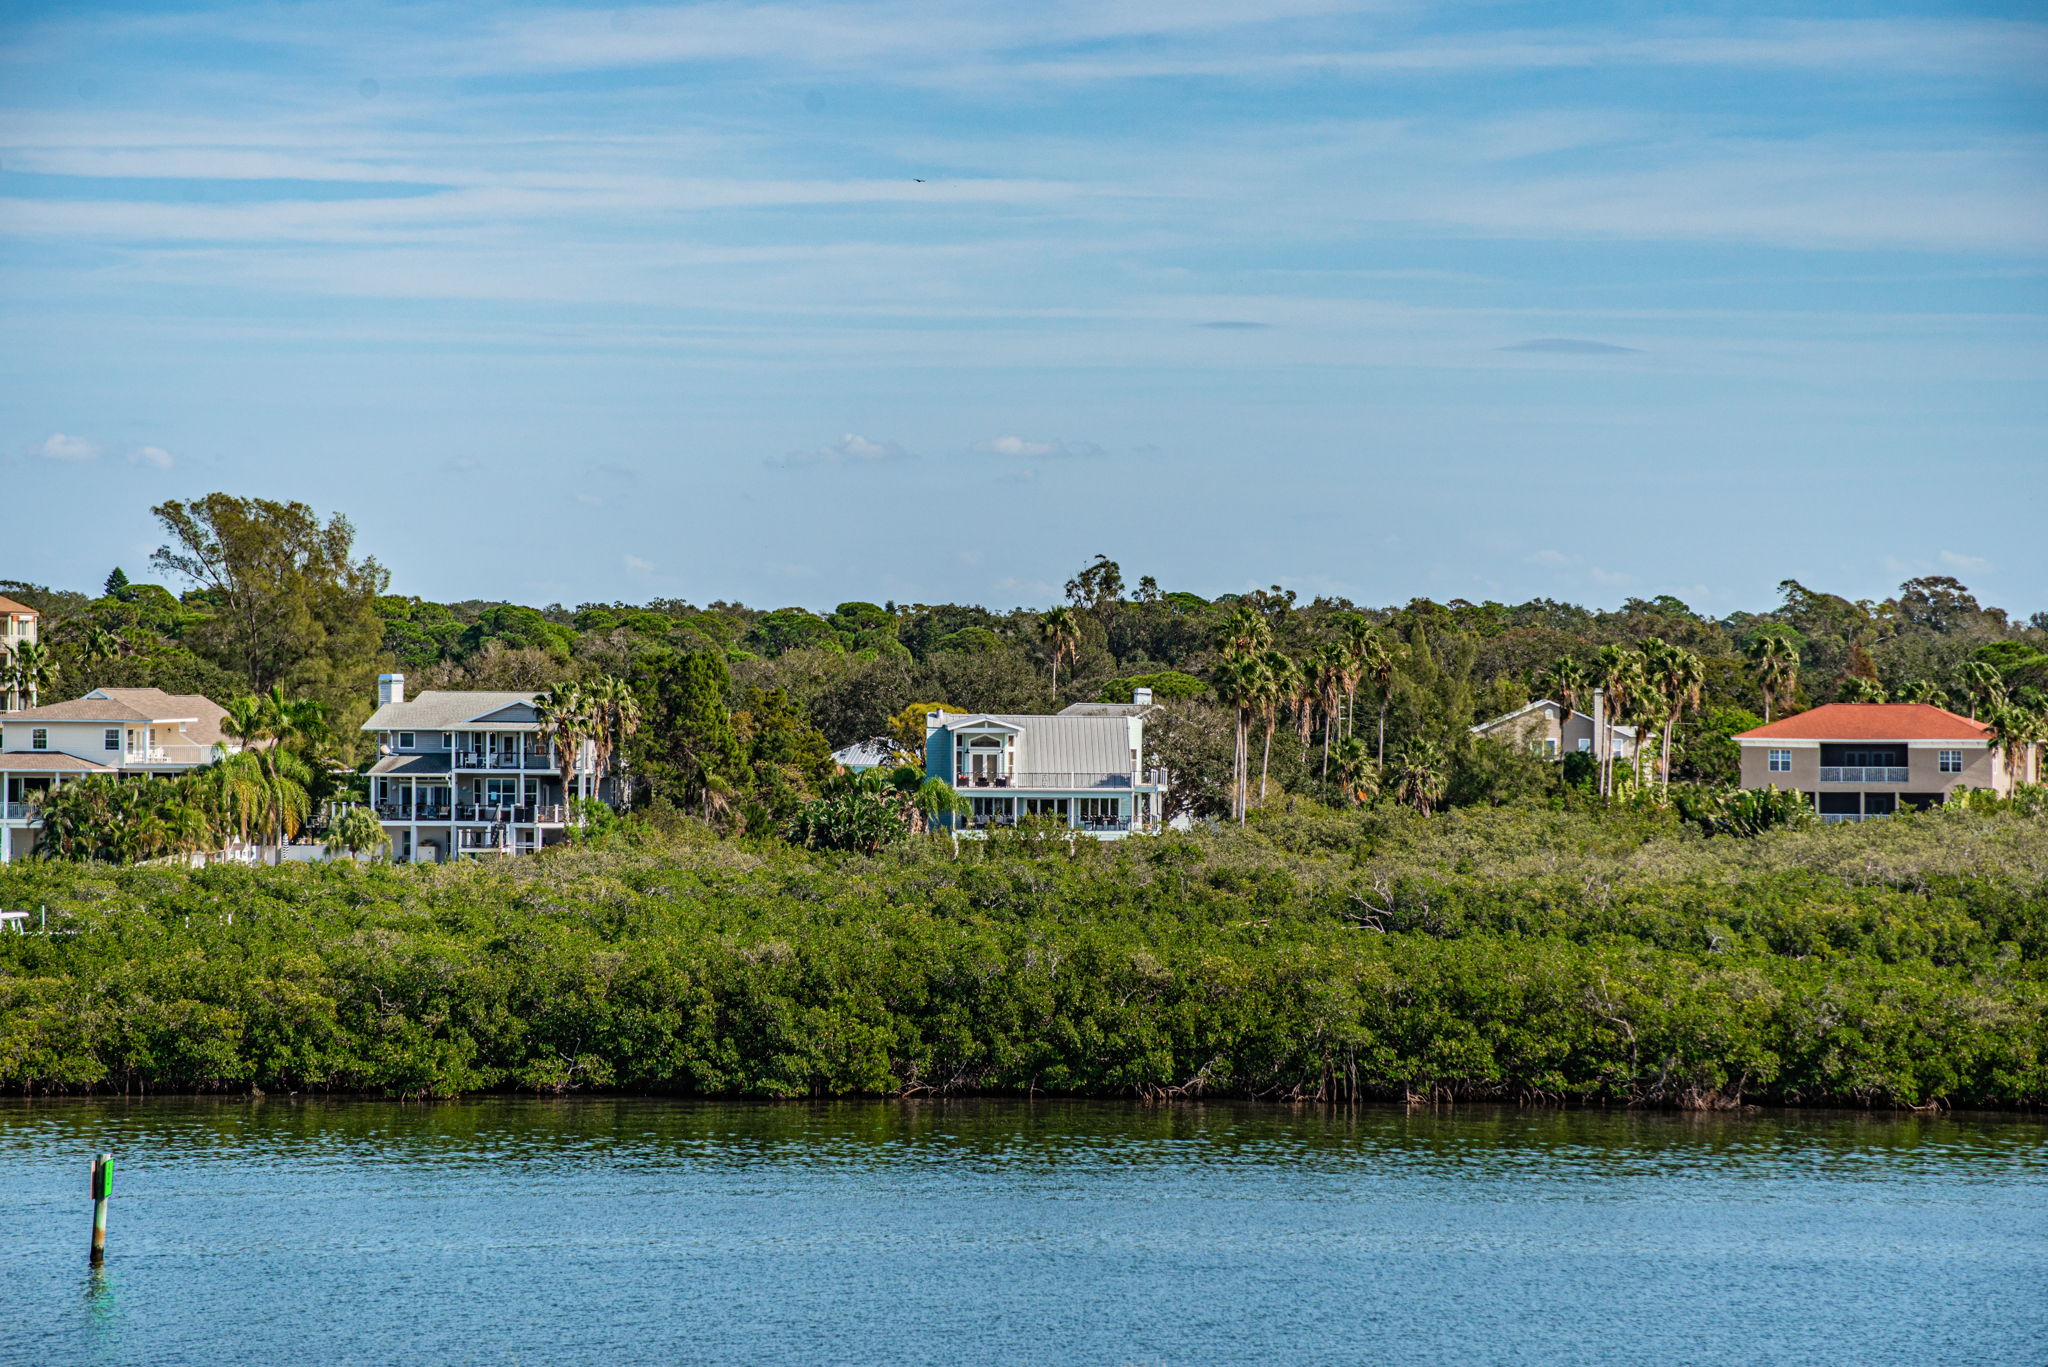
[362,691,542,732]
[370,753,455,776]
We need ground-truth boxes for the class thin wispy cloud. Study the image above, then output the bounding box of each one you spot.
[975,436,1105,460]
[38,433,100,461]
[1501,338,1642,355]
[768,433,916,470]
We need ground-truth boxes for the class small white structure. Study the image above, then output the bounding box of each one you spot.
[359,673,593,863]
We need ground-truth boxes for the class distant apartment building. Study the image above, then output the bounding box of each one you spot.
[924,688,1169,838]
[1470,696,1639,761]
[0,595,39,712]
[1,686,243,862]
[360,673,592,862]
[1734,702,2032,822]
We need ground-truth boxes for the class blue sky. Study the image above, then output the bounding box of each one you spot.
[2,0,2044,615]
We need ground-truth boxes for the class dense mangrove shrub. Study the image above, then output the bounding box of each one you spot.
[1,805,2043,1108]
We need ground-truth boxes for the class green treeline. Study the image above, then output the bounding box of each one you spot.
[3,805,2044,1108]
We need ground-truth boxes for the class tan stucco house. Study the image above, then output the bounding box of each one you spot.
[1734,702,2028,822]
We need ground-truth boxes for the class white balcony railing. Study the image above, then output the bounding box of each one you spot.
[1819,766,1908,783]
[128,742,223,766]
[2,801,29,820]
[954,771,1155,791]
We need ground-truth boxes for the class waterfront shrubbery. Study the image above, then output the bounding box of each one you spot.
[2,804,2044,1108]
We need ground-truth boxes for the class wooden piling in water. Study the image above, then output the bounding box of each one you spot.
[89,1153,112,1265]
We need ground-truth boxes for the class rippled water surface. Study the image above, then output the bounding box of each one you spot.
[2,1099,2042,1366]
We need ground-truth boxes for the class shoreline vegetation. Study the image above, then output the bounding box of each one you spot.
[3,804,2043,1110]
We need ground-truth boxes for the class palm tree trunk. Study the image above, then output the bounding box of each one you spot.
[1259,716,1274,801]
[1376,698,1388,766]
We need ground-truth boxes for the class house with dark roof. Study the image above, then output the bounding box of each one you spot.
[923,689,1169,837]
[1,685,244,861]
[358,673,595,862]
[1733,703,2030,822]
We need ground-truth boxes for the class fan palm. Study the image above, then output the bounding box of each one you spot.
[1212,650,1262,822]
[1958,660,2005,720]
[1982,700,2044,788]
[536,682,594,806]
[9,640,55,708]
[1331,735,1378,807]
[1746,634,1799,723]
[1038,607,1082,693]
[1641,639,1704,791]
[1593,645,1644,796]
[1546,657,1587,745]
[1353,629,1397,763]
[1214,604,1273,656]
[1390,739,1447,815]
[1308,642,1348,776]
[1251,650,1294,804]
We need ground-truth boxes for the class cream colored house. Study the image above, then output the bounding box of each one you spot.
[1,686,243,862]
[1471,697,1639,761]
[0,595,39,712]
[1734,702,2031,822]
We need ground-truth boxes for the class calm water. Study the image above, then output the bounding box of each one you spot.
[1,1099,2042,1367]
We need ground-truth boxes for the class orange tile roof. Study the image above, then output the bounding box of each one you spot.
[1735,703,1990,742]
[0,595,36,615]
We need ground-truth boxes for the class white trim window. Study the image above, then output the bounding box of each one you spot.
[398,732,416,751]
[1767,749,1792,773]
[104,728,121,751]
[31,728,48,751]
[1938,750,1963,774]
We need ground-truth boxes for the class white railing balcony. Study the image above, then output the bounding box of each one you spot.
[1819,766,1908,783]
[129,742,219,766]
[2,801,29,820]
[454,751,554,770]
[954,771,1137,790]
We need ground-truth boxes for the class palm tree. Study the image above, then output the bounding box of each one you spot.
[580,675,640,806]
[1390,740,1447,815]
[1308,642,1348,776]
[1038,607,1082,693]
[1356,630,1397,764]
[1593,645,1643,797]
[1215,604,1273,656]
[1893,679,1945,706]
[1982,700,2044,788]
[1251,650,1294,804]
[222,695,269,760]
[536,682,594,807]
[1747,634,1799,724]
[1641,639,1704,792]
[1212,650,1262,822]
[9,640,55,709]
[1331,735,1378,807]
[1838,676,1888,704]
[83,626,122,668]
[883,765,970,834]
[326,805,391,861]
[1958,660,2005,720]
[1546,656,1587,743]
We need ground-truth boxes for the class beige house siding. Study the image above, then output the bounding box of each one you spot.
[1737,741,2005,799]
[1473,702,1636,759]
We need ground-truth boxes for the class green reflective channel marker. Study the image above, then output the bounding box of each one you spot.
[89,1153,113,1265]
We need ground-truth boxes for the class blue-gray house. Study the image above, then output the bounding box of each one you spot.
[924,690,1169,838]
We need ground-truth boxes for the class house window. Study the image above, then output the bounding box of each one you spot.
[1768,750,1792,773]
[1938,750,1963,774]
[32,728,48,750]
[484,778,519,805]
[1077,797,1121,823]
[398,732,416,751]
[104,729,120,751]
[441,733,453,749]
[1577,738,1592,753]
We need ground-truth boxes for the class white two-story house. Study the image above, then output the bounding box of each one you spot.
[924,689,1169,838]
[360,673,592,862]
[1,686,241,862]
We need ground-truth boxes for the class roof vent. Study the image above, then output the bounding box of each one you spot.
[378,673,405,706]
